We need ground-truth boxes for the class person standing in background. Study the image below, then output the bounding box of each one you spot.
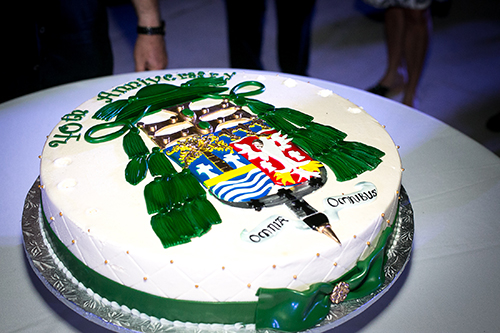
[1,0,168,103]
[224,0,317,76]
[364,0,433,108]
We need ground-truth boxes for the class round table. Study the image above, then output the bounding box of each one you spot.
[1,69,499,332]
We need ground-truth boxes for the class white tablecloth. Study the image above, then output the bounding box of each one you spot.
[1,69,499,332]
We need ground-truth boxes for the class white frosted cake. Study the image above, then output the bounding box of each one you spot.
[39,70,402,331]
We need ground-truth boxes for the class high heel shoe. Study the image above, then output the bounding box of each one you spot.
[367,83,404,98]
[367,84,390,97]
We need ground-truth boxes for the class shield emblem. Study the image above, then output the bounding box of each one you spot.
[164,118,325,207]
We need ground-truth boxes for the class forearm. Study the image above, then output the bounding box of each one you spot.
[131,0,168,71]
[131,0,162,27]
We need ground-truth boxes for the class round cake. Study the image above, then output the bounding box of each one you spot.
[39,70,402,331]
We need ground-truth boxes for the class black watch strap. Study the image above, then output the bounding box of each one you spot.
[137,20,165,35]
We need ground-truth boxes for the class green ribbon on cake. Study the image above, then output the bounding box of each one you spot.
[254,222,394,331]
[41,194,397,331]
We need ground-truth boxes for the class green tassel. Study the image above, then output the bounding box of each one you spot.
[125,155,148,185]
[147,147,176,177]
[151,199,222,249]
[93,99,129,121]
[167,173,185,204]
[336,143,382,170]
[260,113,298,133]
[151,212,191,248]
[144,172,195,212]
[320,153,359,182]
[192,197,222,227]
[321,146,379,182]
[338,150,373,175]
[169,207,198,239]
[144,177,171,214]
[288,133,324,156]
[178,169,206,199]
[305,122,347,142]
[293,127,342,152]
[244,98,275,116]
[135,83,178,98]
[183,76,228,87]
[162,172,193,205]
[144,166,221,247]
[339,141,385,159]
[182,200,211,237]
[150,197,221,248]
[114,102,151,123]
[123,127,150,158]
[277,107,314,126]
[163,171,203,205]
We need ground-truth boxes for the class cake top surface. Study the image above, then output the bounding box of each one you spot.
[40,71,401,299]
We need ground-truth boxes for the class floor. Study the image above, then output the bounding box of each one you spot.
[107,0,500,156]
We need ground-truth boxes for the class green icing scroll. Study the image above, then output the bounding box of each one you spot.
[123,127,150,185]
[255,282,334,331]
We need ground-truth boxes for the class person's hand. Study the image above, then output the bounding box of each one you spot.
[134,34,168,71]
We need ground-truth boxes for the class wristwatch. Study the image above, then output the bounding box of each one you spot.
[137,20,165,36]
